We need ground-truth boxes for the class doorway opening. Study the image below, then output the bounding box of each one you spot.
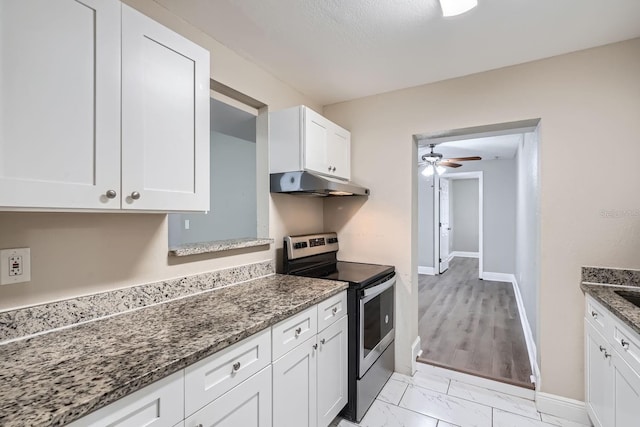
[414,119,541,390]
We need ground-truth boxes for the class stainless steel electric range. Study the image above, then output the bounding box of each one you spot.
[283,232,396,423]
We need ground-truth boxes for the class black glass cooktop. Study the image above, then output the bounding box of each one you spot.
[298,261,394,286]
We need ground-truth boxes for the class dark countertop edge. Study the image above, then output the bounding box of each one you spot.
[52,280,348,426]
[168,238,275,256]
[581,282,640,336]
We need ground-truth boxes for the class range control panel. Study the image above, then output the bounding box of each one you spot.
[285,233,339,259]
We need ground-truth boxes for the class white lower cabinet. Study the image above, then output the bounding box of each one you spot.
[185,366,272,427]
[68,371,184,427]
[273,304,348,427]
[585,295,640,427]
[317,315,349,427]
[273,337,318,427]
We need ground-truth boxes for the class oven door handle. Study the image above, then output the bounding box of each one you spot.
[362,275,396,299]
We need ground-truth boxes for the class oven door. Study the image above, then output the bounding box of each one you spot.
[359,274,395,378]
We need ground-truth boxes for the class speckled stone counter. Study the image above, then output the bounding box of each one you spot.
[581,266,640,336]
[169,237,275,256]
[0,274,347,426]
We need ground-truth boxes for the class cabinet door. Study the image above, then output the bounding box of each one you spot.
[612,353,640,427]
[122,5,210,211]
[273,337,318,427]
[585,320,613,427]
[68,371,184,427]
[0,0,121,209]
[185,366,272,427]
[327,127,351,180]
[317,315,348,427]
[303,108,330,176]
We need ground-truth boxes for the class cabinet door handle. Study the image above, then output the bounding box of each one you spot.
[328,166,332,171]
[105,190,117,199]
[621,339,630,349]
[295,327,302,336]
[320,338,326,345]
[604,351,612,359]
[591,311,598,319]
[332,307,338,315]
[313,343,318,350]
[232,361,241,372]
[130,191,141,200]
[332,166,336,172]
[599,345,606,353]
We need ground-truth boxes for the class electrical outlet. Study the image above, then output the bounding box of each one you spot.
[1,248,31,285]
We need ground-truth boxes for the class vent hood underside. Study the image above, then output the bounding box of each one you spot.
[270,171,370,197]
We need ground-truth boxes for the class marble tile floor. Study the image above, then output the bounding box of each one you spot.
[331,364,591,427]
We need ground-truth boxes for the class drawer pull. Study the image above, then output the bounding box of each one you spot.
[604,351,612,359]
[295,327,302,336]
[332,307,338,315]
[599,345,606,353]
[591,311,598,319]
[621,339,630,349]
[232,362,241,372]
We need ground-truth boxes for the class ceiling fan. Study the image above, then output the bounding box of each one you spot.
[419,144,481,176]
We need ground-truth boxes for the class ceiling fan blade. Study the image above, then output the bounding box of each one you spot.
[440,161,462,168]
[444,156,482,162]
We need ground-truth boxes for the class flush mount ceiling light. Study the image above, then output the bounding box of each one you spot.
[439,0,478,17]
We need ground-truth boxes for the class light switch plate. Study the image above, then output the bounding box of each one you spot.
[0,248,31,285]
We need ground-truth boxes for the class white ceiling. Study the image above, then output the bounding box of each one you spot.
[155,0,640,105]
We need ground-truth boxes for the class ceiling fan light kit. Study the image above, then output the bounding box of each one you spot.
[439,0,478,17]
[419,143,482,177]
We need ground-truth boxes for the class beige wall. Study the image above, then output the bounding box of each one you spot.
[323,38,640,400]
[0,0,324,310]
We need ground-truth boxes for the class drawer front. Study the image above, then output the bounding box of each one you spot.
[184,329,271,416]
[185,366,272,427]
[69,371,184,427]
[613,321,640,376]
[317,291,347,332]
[272,305,318,360]
[586,296,609,334]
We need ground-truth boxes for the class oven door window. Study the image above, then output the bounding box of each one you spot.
[359,277,395,377]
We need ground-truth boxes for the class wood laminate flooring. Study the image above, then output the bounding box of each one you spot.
[417,257,534,389]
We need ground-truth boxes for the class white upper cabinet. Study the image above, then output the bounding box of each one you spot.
[0,0,121,209]
[0,1,210,212]
[270,106,351,180]
[122,5,209,211]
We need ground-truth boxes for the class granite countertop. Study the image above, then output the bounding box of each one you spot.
[0,274,348,426]
[581,266,640,336]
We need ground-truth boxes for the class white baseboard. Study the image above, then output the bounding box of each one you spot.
[510,275,541,387]
[535,392,590,425]
[418,266,435,275]
[417,362,535,400]
[411,336,422,375]
[449,251,479,259]
[481,271,513,282]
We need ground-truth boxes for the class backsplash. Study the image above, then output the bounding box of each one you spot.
[0,260,274,343]
[581,266,640,287]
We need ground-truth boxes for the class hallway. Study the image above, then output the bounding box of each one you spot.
[418,257,533,389]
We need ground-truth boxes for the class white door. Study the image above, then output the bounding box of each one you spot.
[439,178,451,273]
[317,316,348,427]
[327,127,350,180]
[585,321,613,427]
[273,337,318,427]
[185,366,272,427]
[0,0,121,209]
[121,4,210,211]
[612,353,640,427]
[303,108,330,176]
